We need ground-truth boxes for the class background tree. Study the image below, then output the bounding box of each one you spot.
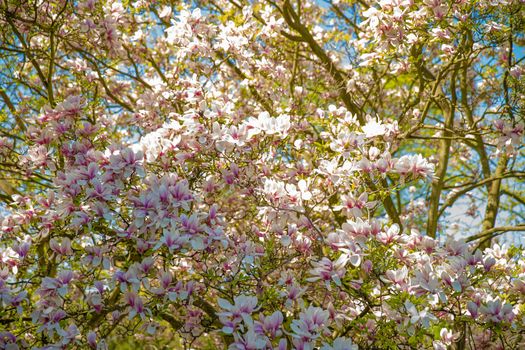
[0,0,524,349]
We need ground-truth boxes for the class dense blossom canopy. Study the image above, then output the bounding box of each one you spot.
[0,0,524,349]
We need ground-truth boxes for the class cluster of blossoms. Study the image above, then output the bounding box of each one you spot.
[0,0,524,349]
[2,89,523,348]
[493,119,524,156]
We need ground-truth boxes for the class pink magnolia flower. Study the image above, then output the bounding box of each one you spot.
[83,245,111,269]
[49,237,73,256]
[467,300,479,318]
[382,266,409,287]
[87,331,97,349]
[424,0,447,19]
[404,300,437,328]
[218,295,259,333]
[321,337,359,350]
[394,154,435,180]
[290,306,330,343]
[13,241,31,259]
[307,255,348,290]
[34,308,67,337]
[439,327,459,345]
[124,291,147,320]
[115,268,141,293]
[0,332,18,350]
[158,229,189,253]
[412,263,441,295]
[254,311,283,338]
[281,283,306,308]
[341,218,380,241]
[479,298,515,323]
[229,329,267,350]
[377,224,403,245]
[335,192,376,218]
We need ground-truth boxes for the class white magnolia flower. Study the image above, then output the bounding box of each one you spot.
[362,117,386,138]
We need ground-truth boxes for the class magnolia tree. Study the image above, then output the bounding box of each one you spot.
[0,0,524,349]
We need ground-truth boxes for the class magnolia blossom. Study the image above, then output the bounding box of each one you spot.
[362,117,387,138]
[335,192,376,218]
[0,1,523,349]
[479,298,515,323]
[383,266,409,287]
[246,112,291,138]
[321,337,359,350]
[394,154,435,180]
[254,311,283,338]
[307,256,348,289]
[404,300,437,328]
[49,238,73,256]
[290,306,330,343]
[218,295,259,333]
